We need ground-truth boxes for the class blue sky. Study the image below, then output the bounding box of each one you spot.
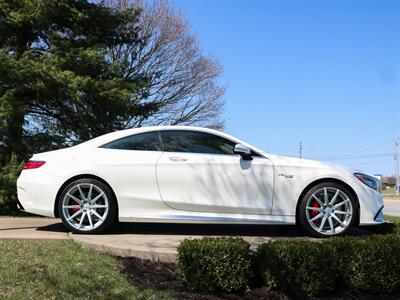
[173,0,399,175]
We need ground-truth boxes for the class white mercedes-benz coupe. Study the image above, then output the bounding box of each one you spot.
[16,126,384,237]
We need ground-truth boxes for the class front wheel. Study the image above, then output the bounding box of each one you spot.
[298,182,357,237]
[58,178,117,234]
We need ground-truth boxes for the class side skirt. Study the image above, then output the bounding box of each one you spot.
[119,214,296,225]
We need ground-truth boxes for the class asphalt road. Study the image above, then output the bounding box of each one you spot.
[384,197,400,216]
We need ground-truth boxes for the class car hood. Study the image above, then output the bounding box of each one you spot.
[265,153,357,175]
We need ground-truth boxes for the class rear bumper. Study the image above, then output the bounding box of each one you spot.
[17,170,62,217]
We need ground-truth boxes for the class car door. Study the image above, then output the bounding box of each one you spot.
[156,130,274,215]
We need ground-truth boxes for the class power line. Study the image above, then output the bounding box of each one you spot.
[320,139,395,159]
[341,159,394,166]
[299,138,395,161]
[320,153,394,161]
[298,142,320,159]
[348,139,394,155]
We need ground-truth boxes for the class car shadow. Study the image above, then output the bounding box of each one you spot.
[36,221,373,237]
[35,222,69,233]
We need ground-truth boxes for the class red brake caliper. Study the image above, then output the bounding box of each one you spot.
[311,200,319,218]
[70,200,80,213]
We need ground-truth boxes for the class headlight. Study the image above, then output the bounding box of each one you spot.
[354,173,381,192]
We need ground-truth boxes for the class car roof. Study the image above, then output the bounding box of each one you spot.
[74,125,266,155]
[76,126,233,147]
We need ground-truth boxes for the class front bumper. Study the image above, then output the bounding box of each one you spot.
[16,198,25,211]
[357,184,385,225]
[374,205,384,223]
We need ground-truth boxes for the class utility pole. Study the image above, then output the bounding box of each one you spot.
[299,141,303,159]
[395,138,400,196]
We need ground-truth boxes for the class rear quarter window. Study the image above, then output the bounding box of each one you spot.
[100,131,162,151]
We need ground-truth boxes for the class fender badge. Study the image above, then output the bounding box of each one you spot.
[278,174,294,179]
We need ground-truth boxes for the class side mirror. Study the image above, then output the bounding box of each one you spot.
[234,144,253,160]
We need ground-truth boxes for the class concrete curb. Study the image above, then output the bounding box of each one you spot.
[69,233,320,263]
[69,233,178,263]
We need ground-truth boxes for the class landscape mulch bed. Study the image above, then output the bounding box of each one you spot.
[118,256,399,300]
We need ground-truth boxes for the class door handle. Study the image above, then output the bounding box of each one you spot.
[169,157,187,162]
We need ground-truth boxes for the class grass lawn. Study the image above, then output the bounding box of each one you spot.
[386,215,400,231]
[368,215,400,235]
[0,240,172,300]
[386,215,400,223]
[382,187,396,195]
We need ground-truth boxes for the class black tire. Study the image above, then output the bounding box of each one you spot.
[58,178,117,234]
[298,182,358,238]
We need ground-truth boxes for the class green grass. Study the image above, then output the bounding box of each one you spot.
[386,215,400,227]
[381,215,400,235]
[382,187,396,195]
[0,240,172,300]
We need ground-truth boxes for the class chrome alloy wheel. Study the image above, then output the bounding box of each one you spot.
[305,187,353,236]
[62,183,109,231]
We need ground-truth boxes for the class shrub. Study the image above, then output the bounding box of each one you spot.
[323,237,354,288]
[176,231,400,297]
[255,240,338,297]
[0,155,24,215]
[177,237,252,292]
[336,234,400,294]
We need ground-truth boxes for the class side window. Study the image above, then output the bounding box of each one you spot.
[100,132,162,151]
[160,130,236,155]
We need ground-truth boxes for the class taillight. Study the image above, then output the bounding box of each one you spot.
[23,160,46,170]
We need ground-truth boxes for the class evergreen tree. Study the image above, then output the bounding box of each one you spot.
[0,0,154,213]
[0,0,155,163]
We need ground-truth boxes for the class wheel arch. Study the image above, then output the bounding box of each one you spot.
[54,174,118,218]
[295,178,360,227]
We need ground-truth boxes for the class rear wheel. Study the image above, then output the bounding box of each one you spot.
[58,178,117,234]
[298,182,357,237]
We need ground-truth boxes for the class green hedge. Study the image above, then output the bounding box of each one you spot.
[177,237,252,292]
[177,232,400,297]
[256,235,400,296]
[328,234,400,294]
[255,240,337,297]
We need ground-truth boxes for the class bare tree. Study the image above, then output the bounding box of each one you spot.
[106,0,225,129]
[383,176,396,186]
